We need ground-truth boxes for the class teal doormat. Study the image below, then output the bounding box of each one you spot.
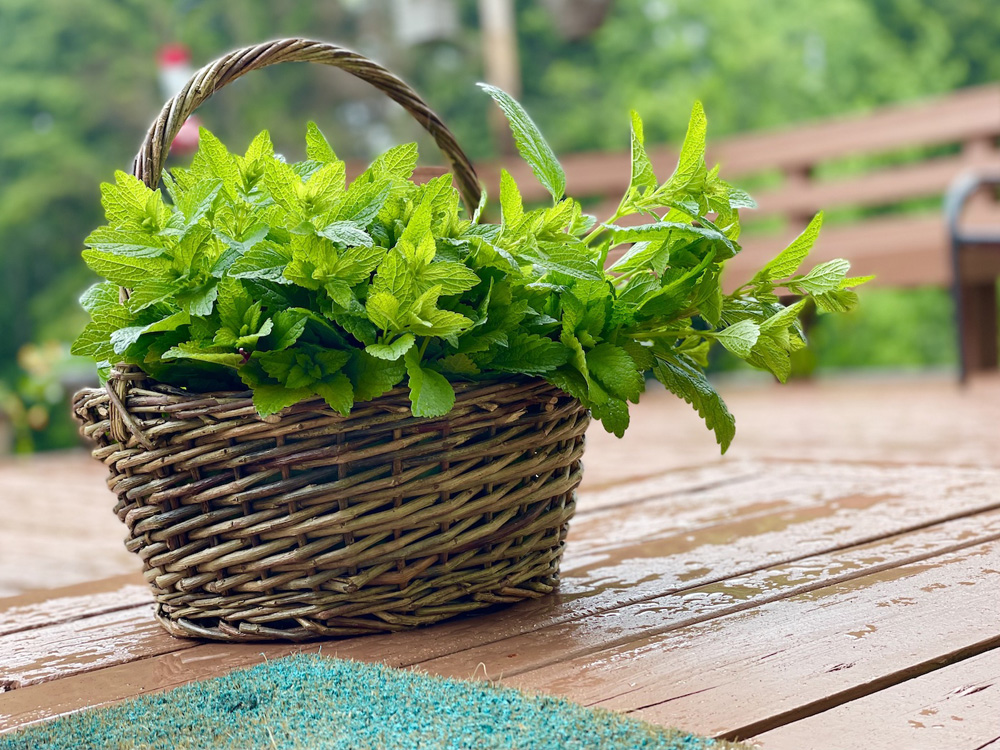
[1,654,743,750]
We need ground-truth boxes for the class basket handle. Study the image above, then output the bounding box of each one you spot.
[132,38,482,210]
[107,39,482,447]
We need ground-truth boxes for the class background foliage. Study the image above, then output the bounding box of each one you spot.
[1,0,997,450]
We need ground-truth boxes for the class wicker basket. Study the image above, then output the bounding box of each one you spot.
[72,39,590,642]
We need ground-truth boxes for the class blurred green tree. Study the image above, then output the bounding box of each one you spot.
[2,0,1000,449]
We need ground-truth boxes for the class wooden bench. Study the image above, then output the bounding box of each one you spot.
[478,85,1000,374]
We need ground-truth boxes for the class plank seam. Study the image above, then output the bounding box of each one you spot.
[717,637,1000,742]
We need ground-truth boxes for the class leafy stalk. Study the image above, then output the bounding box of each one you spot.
[74,93,868,453]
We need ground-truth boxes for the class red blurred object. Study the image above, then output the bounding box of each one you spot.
[157,43,200,155]
[157,43,192,67]
[172,115,201,155]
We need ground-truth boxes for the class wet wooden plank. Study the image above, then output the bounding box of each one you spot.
[0,574,146,636]
[415,507,1000,682]
[0,605,198,691]
[7,461,997,693]
[4,463,1000,732]
[755,645,1000,750]
[500,540,1000,741]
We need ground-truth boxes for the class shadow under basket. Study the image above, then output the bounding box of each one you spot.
[72,369,589,641]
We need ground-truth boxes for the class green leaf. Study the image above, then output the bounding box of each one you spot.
[176,280,219,317]
[252,385,313,418]
[345,350,405,402]
[369,143,419,183]
[607,221,732,254]
[305,121,337,162]
[628,110,657,194]
[795,258,851,295]
[591,396,631,438]
[82,250,172,289]
[814,288,860,313]
[317,221,372,247]
[85,227,168,258]
[586,343,645,403]
[366,333,415,361]
[607,240,670,275]
[404,349,455,417]
[488,332,569,375]
[162,343,244,368]
[100,171,159,228]
[417,261,481,296]
[479,83,566,201]
[654,353,735,453]
[314,373,354,416]
[518,238,604,281]
[229,243,292,283]
[754,212,824,283]
[266,309,308,351]
[714,319,761,358]
[195,128,240,197]
[499,169,524,228]
[671,101,707,187]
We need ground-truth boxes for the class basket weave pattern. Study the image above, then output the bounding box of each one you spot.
[72,39,590,641]
[74,374,588,641]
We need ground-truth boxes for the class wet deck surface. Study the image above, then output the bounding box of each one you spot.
[1,376,999,748]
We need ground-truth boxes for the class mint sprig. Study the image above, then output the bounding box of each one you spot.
[73,99,869,453]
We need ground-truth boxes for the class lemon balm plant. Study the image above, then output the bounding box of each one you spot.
[73,86,866,453]
[70,40,866,641]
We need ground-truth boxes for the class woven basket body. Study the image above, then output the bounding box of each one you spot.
[72,39,590,641]
[74,373,588,640]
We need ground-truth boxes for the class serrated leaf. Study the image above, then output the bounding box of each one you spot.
[714,319,760,358]
[372,142,419,182]
[795,258,851,295]
[499,169,524,228]
[252,385,313,418]
[163,342,244,368]
[82,250,173,288]
[628,110,657,194]
[100,171,158,228]
[437,353,480,375]
[318,221,372,247]
[590,396,631,438]
[814,288,860,313]
[607,240,671,275]
[85,227,168,258]
[607,221,732,255]
[366,333,415,361]
[345,349,405,402]
[418,261,481,296]
[586,343,645,403]
[673,101,707,186]
[479,83,566,201]
[314,373,353,416]
[755,212,824,283]
[403,349,455,417]
[229,243,292,283]
[305,121,337,162]
[654,353,735,452]
[841,275,875,289]
[518,238,604,281]
[266,309,308,351]
[489,332,569,376]
[196,128,241,197]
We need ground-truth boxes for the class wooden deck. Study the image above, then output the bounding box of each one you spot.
[1,376,999,748]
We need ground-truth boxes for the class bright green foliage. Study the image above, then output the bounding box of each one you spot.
[74,98,867,452]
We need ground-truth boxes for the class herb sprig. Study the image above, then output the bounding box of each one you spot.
[73,88,868,452]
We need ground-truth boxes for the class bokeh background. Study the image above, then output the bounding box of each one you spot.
[2,0,997,452]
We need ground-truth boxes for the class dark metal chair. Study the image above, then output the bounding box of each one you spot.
[945,172,1000,381]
